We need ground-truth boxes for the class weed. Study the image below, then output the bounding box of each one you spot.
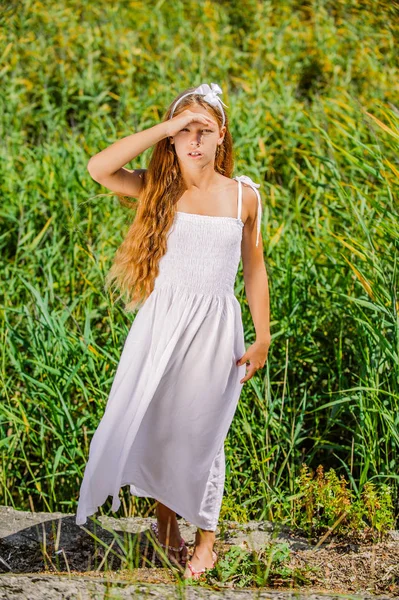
[199,542,314,588]
[293,465,396,542]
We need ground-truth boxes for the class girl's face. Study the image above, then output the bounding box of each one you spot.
[172,105,225,166]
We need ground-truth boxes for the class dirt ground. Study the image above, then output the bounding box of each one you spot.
[0,506,398,598]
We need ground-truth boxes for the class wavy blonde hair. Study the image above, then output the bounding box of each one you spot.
[105,86,234,312]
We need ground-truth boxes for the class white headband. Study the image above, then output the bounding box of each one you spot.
[169,82,228,126]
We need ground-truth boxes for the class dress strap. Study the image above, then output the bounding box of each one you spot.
[233,175,262,246]
[237,178,243,222]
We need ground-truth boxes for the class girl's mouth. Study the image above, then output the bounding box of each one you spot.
[188,152,203,158]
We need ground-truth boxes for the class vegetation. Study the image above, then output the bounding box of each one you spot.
[192,542,316,588]
[293,465,395,542]
[1,0,398,533]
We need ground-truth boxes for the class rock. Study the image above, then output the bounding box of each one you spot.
[0,573,395,600]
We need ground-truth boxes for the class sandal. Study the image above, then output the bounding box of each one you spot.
[185,549,218,580]
[150,521,188,569]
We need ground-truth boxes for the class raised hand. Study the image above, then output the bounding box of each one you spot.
[165,109,218,138]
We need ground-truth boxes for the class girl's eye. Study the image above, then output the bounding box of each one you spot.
[181,128,212,132]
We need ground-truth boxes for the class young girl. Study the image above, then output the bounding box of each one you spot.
[75,82,271,580]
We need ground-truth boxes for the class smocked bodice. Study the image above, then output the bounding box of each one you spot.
[153,213,244,296]
[152,175,262,297]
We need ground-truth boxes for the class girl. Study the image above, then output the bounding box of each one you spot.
[76,82,271,580]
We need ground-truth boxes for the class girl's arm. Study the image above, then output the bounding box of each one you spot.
[236,186,270,383]
[241,186,271,344]
[87,121,170,198]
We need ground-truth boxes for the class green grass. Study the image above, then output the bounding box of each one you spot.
[1,0,398,528]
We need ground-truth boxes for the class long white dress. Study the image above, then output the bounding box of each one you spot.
[75,174,262,531]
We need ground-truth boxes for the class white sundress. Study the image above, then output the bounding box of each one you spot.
[75,174,262,531]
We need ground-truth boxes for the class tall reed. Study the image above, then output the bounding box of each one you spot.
[1,0,398,524]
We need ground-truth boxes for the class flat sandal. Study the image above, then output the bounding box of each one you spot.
[185,549,218,580]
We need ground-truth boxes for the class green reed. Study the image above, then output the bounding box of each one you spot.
[1,0,398,528]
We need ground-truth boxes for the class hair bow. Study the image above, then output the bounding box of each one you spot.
[169,82,228,125]
[234,175,262,247]
[193,83,229,109]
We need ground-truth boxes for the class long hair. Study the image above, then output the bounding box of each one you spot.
[104,86,234,312]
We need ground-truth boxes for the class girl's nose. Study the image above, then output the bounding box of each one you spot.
[191,133,202,145]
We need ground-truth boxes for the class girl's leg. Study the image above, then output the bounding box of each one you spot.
[154,501,188,567]
[155,501,182,546]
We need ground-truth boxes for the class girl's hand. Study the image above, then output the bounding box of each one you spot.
[236,338,271,384]
[165,109,218,137]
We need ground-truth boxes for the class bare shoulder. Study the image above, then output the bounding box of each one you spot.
[240,183,258,225]
[219,175,258,224]
[215,174,237,190]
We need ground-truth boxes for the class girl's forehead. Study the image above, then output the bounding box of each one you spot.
[179,103,214,117]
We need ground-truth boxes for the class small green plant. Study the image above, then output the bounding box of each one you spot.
[293,464,396,542]
[361,481,396,536]
[194,543,315,588]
